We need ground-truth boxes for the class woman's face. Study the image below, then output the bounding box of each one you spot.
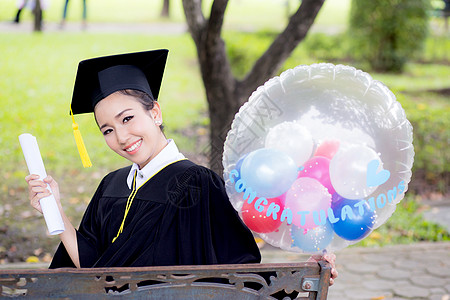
[94,92,167,169]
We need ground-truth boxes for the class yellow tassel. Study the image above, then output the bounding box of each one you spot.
[71,109,92,168]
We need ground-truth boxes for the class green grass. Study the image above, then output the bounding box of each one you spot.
[372,63,450,94]
[0,32,204,174]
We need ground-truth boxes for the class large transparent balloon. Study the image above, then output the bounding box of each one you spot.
[223,63,414,253]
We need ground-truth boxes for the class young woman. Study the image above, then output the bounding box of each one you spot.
[26,49,337,284]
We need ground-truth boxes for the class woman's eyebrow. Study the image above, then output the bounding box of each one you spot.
[99,108,133,130]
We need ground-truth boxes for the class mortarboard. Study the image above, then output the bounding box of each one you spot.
[71,49,168,115]
[69,49,169,167]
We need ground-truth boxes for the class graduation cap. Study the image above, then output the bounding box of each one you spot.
[69,49,169,167]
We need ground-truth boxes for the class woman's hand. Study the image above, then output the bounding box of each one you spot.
[25,174,80,267]
[308,252,338,286]
[25,174,61,214]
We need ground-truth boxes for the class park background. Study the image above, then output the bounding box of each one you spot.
[0,0,449,266]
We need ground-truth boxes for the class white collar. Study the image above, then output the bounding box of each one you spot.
[126,139,185,189]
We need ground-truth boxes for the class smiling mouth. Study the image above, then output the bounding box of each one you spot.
[124,139,142,153]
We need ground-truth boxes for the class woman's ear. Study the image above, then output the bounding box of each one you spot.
[151,101,163,124]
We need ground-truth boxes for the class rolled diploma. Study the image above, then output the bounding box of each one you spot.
[19,133,65,235]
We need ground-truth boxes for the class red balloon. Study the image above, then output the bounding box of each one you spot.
[315,139,340,159]
[241,197,284,233]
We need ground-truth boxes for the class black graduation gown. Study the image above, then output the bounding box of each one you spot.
[50,160,261,268]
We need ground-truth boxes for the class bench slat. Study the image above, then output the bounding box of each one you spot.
[0,262,331,299]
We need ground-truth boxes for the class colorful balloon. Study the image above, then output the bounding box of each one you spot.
[331,194,376,241]
[291,222,334,253]
[265,121,314,166]
[222,63,414,253]
[240,148,298,198]
[284,177,332,229]
[232,153,248,182]
[241,197,284,233]
[298,156,335,195]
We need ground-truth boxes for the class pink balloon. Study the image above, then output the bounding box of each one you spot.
[315,140,340,159]
[285,177,332,230]
[298,156,335,195]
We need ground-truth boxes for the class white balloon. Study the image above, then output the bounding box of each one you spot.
[264,121,314,166]
[329,144,382,199]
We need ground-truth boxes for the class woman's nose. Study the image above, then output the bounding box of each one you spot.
[115,128,128,145]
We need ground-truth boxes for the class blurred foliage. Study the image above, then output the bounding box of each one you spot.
[349,0,431,72]
[300,33,352,63]
[225,30,273,80]
[422,34,450,63]
[225,31,352,79]
[399,94,450,193]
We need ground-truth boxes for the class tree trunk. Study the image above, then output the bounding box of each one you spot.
[182,0,325,175]
[33,0,43,32]
[161,0,170,18]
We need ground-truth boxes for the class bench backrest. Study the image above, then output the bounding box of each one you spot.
[1,262,331,299]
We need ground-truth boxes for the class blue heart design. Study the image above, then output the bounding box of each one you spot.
[366,159,390,187]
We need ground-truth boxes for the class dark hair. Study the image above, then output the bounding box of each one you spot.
[118,89,164,132]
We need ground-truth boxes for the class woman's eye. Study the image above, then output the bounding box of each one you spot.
[123,116,134,123]
[103,129,112,136]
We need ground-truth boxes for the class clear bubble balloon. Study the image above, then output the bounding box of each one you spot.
[223,63,414,253]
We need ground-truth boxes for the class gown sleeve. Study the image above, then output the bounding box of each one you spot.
[49,176,108,268]
[153,165,261,266]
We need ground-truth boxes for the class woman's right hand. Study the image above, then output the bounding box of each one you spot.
[25,174,80,267]
[25,174,61,214]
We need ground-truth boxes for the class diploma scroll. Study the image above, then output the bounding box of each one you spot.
[19,133,65,235]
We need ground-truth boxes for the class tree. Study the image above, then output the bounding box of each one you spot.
[161,0,170,18]
[33,0,43,31]
[182,0,326,174]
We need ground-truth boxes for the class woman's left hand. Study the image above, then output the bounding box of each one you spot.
[307,252,338,286]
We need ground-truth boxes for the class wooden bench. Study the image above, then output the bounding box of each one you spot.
[0,262,331,299]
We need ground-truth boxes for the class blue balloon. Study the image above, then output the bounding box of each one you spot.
[331,194,376,241]
[233,153,248,182]
[240,148,298,198]
[291,222,334,253]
